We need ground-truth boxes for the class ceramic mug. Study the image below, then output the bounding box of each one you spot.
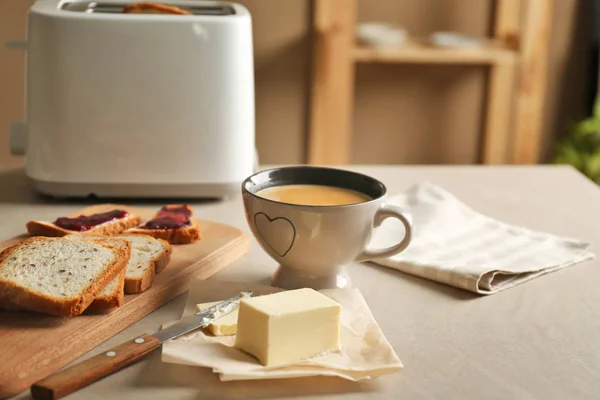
[241,166,412,290]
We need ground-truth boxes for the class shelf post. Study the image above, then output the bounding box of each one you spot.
[482,0,521,164]
[307,0,357,165]
[512,0,553,164]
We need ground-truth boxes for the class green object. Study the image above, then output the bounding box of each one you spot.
[553,97,600,183]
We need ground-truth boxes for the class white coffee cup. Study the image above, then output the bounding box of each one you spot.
[242,166,412,290]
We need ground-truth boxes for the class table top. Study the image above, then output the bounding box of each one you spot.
[2,165,600,400]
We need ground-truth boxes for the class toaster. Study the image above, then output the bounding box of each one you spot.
[9,0,256,198]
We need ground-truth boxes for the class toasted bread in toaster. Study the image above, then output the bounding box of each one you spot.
[125,204,201,245]
[26,210,142,238]
[121,2,191,15]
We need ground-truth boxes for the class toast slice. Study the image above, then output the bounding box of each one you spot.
[0,237,129,317]
[122,2,191,14]
[69,237,131,311]
[117,235,172,294]
[125,204,201,244]
[26,210,141,238]
[67,234,172,294]
[0,237,130,313]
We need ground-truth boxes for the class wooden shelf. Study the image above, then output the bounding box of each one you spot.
[308,0,552,165]
[354,40,517,65]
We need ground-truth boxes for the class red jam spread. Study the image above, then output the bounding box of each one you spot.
[142,205,192,230]
[54,210,129,232]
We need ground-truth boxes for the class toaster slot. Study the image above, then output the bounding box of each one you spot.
[60,1,236,15]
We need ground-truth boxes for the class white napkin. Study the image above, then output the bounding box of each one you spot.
[369,182,595,294]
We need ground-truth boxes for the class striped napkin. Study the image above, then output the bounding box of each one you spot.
[369,182,595,294]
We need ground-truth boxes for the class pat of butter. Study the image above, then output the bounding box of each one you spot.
[195,301,239,336]
[234,288,342,366]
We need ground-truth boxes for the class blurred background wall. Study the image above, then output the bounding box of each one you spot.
[0,0,593,167]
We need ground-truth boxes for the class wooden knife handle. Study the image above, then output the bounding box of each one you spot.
[30,334,161,400]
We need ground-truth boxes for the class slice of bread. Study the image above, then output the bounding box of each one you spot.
[0,237,129,317]
[117,235,172,294]
[125,204,201,244]
[0,237,130,313]
[0,272,126,314]
[69,237,131,312]
[67,234,172,294]
[26,211,141,238]
[125,220,200,245]
[85,270,126,312]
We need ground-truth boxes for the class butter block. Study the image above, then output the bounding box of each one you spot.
[195,301,239,336]
[233,288,342,366]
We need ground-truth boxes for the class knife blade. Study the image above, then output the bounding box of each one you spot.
[30,290,253,400]
[154,289,252,342]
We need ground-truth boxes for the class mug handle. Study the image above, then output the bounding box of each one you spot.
[355,204,412,262]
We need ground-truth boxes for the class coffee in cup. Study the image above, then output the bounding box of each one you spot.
[242,166,412,290]
[256,184,371,206]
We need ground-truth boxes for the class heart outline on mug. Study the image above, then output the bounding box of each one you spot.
[254,212,296,257]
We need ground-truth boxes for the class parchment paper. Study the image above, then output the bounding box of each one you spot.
[160,279,403,381]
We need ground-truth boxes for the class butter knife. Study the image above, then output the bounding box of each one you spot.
[30,290,253,400]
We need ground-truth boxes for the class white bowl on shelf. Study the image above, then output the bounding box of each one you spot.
[356,23,407,48]
[429,32,484,49]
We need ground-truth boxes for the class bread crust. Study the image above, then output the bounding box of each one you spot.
[84,239,130,312]
[26,215,142,238]
[0,237,129,317]
[123,237,172,294]
[0,298,24,311]
[121,2,191,14]
[85,266,126,312]
[154,238,173,274]
[0,270,127,313]
[124,262,154,294]
[0,278,126,313]
[126,218,201,244]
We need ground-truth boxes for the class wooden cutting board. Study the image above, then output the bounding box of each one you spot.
[0,204,251,398]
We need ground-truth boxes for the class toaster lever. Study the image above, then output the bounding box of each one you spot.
[10,122,27,155]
